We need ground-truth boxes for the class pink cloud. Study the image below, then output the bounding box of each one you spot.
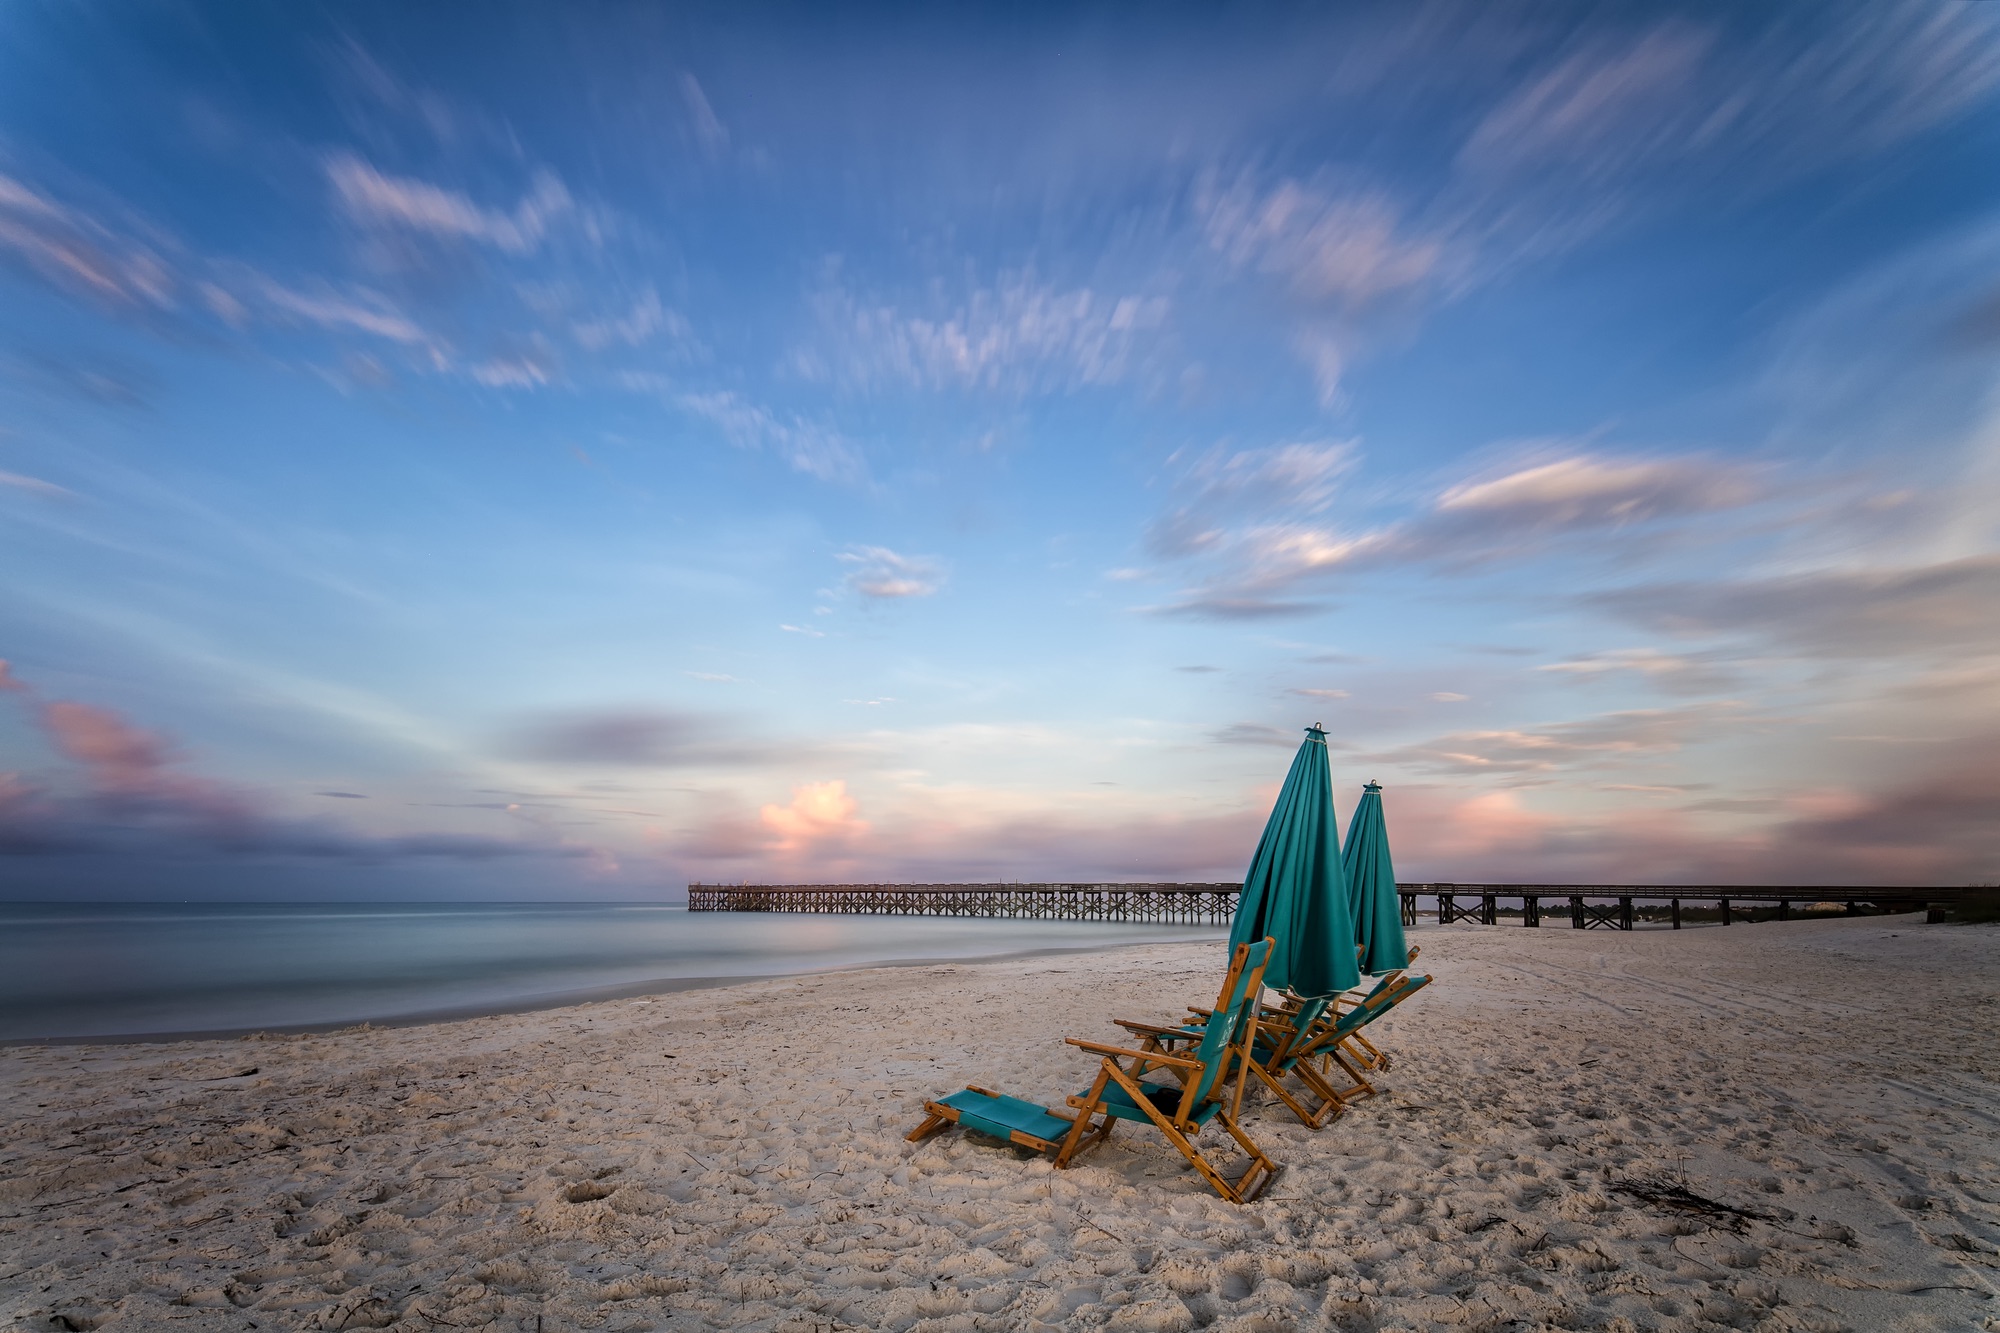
[34,699,256,830]
[0,659,25,692]
[760,780,868,850]
[40,701,174,792]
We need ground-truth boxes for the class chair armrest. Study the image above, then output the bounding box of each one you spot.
[1066,1038,1200,1068]
[1113,1019,1195,1038]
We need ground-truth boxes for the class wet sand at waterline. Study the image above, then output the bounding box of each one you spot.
[2,914,1995,1332]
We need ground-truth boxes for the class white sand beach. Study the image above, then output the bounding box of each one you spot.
[2,913,1996,1333]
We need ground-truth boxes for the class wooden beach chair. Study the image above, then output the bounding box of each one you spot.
[1285,973,1431,1111]
[1340,944,1421,1071]
[908,938,1282,1204]
[1126,972,1432,1128]
[1054,937,1281,1203]
[1181,943,1420,1062]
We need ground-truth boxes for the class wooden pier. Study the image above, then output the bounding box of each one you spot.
[1409,883,1959,929]
[688,882,1962,928]
[687,883,1241,924]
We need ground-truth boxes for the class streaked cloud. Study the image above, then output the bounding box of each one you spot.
[673,389,863,482]
[571,290,688,351]
[839,546,945,600]
[1598,555,2000,659]
[249,274,429,344]
[1375,702,1753,776]
[1210,722,1298,747]
[0,470,75,500]
[508,709,782,769]
[795,271,1168,394]
[1148,449,1766,617]
[325,153,573,255]
[0,173,176,313]
[1433,454,1759,531]
[679,74,730,156]
[1539,647,1736,694]
[1198,175,1445,306]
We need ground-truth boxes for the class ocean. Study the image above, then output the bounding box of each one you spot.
[0,901,1227,1042]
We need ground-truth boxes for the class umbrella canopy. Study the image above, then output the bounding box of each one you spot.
[1227,726,1361,999]
[1342,780,1410,975]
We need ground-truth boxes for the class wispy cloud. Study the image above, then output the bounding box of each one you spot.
[571,290,689,351]
[679,74,731,156]
[1372,701,1753,776]
[673,389,863,483]
[250,273,429,343]
[1147,449,1765,617]
[0,469,75,500]
[1147,440,1356,559]
[508,709,784,769]
[838,546,945,599]
[795,270,1168,394]
[0,173,177,313]
[1210,722,1298,747]
[1538,647,1736,694]
[1462,8,2000,187]
[1460,26,1711,178]
[1597,555,2000,660]
[467,343,558,389]
[1433,454,1759,533]
[1198,175,1446,306]
[325,154,574,255]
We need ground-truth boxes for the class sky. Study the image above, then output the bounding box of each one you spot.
[2,2,1997,901]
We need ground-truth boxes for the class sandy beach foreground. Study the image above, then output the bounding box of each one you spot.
[2,916,1995,1333]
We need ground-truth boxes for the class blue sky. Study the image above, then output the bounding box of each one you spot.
[2,2,1997,899]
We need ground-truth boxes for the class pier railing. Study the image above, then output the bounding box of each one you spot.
[686,883,1240,923]
[687,882,1963,928]
[1409,883,1960,928]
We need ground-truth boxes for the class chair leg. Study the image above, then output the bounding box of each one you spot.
[1290,1052,1371,1114]
[905,1110,951,1143]
[1246,1057,1341,1129]
[1350,1032,1391,1071]
[1324,1046,1379,1102]
[1217,1112,1283,1202]
[1097,1063,1278,1205]
[1056,1066,1118,1167]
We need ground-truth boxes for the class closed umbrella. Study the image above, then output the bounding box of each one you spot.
[1342,780,1410,975]
[1227,725,1360,999]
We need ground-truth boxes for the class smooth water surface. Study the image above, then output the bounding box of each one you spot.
[0,902,1225,1040]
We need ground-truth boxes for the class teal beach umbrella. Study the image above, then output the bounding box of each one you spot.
[1342,780,1410,975]
[1227,726,1361,999]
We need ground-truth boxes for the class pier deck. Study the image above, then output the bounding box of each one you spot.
[688,883,1962,928]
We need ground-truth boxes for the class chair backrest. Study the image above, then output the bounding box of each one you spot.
[1301,973,1429,1058]
[1185,937,1272,1111]
[1265,994,1330,1068]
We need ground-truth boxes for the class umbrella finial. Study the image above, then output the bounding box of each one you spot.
[1364,779,1382,791]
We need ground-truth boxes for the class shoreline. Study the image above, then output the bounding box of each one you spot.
[3,915,1994,1333]
[0,933,1226,1049]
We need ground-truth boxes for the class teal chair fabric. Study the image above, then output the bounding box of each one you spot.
[935,1089,1078,1147]
[1090,937,1272,1121]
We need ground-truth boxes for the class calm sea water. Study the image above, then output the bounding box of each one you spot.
[0,902,1226,1041]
